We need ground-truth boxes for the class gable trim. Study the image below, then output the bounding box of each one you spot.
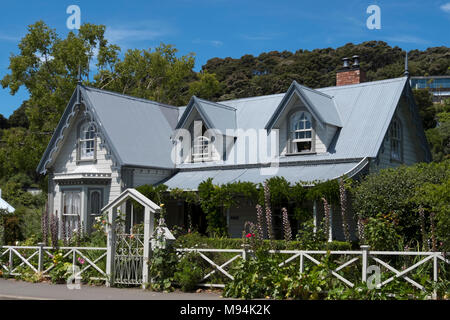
[265,81,341,132]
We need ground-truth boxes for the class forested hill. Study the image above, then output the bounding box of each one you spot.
[202,41,450,101]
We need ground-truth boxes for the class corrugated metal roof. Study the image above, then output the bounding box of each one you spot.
[82,86,181,169]
[163,160,364,190]
[177,77,409,168]
[294,82,342,127]
[176,96,237,134]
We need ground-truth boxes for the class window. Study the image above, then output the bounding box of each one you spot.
[192,136,211,161]
[88,190,102,233]
[62,191,81,237]
[79,123,96,161]
[390,117,402,161]
[290,111,313,153]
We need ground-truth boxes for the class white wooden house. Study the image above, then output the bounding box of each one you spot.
[37,56,430,239]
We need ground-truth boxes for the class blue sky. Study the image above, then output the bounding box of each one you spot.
[0,0,449,117]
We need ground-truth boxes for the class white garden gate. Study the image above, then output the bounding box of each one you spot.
[102,188,160,288]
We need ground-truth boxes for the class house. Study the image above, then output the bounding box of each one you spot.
[410,75,450,103]
[0,189,15,213]
[37,55,431,240]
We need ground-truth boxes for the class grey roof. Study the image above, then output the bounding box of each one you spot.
[81,86,180,168]
[163,159,366,190]
[176,76,411,169]
[266,81,342,130]
[176,96,237,134]
[37,85,183,173]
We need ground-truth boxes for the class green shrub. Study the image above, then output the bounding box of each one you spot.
[174,232,352,251]
[174,252,204,292]
[363,213,401,251]
[353,160,449,246]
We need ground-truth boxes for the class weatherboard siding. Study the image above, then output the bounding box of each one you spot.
[375,97,422,171]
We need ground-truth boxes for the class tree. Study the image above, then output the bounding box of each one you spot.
[0,114,8,129]
[0,21,119,182]
[94,43,202,106]
[413,89,437,130]
[425,99,450,162]
[8,103,30,128]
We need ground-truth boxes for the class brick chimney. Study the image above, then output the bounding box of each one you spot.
[336,55,366,86]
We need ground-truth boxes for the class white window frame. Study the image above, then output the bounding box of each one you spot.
[289,111,314,154]
[192,136,211,162]
[390,117,402,162]
[78,122,97,162]
[62,190,82,236]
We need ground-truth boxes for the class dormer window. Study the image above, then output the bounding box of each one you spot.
[290,111,313,153]
[192,136,211,161]
[78,122,97,162]
[390,117,402,162]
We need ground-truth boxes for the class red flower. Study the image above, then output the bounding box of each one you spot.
[246,233,254,238]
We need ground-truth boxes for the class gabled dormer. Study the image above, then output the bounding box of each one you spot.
[174,96,237,163]
[265,81,342,156]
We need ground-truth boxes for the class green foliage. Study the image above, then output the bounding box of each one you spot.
[204,42,450,101]
[362,213,402,251]
[327,279,428,300]
[1,213,22,244]
[148,244,178,292]
[413,89,437,130]
[306,179,340,205]
[174,231,351,251]
[135,184,168,205]
[173,252,204,292]
[352,161,449,245]
[426,99,450,162]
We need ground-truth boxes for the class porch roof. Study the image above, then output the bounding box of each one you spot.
[162,158,367,191]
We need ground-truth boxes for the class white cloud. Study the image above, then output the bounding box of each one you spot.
[104,21,173,47]
[384,35,430,45]
[192,39,224,47]
[440,2,450,13]
[0,33,20,42]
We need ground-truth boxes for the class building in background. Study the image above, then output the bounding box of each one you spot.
[410,76,450,102]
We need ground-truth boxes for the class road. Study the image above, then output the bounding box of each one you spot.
[0,278,226,300]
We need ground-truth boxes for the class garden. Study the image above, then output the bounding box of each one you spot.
[0,160,449,299]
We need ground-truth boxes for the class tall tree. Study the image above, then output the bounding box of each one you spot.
[0,21,119,182]
[94,43,200,106]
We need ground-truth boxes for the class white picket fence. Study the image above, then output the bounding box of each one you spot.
[2,244,449,295]
[177,246,450,292]
[0,245,107,281]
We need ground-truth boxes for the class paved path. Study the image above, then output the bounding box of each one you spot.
[0,278,226,300]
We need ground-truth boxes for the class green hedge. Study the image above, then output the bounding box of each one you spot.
[174,232,352,251]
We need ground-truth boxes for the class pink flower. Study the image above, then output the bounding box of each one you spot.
[77,257,85,265]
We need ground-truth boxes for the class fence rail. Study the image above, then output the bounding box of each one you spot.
[0,245,107,282]
[1,244,449,295]
[177,247,450,292]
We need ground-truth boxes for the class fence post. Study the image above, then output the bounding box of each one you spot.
[38,242,45,272]
[242,244,249,261]
[433,253,438,299]
[361,245,370,283]
[9,248,13,273]
[299,252,304,274]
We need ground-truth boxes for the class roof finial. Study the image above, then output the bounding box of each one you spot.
[404,51,409,77]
